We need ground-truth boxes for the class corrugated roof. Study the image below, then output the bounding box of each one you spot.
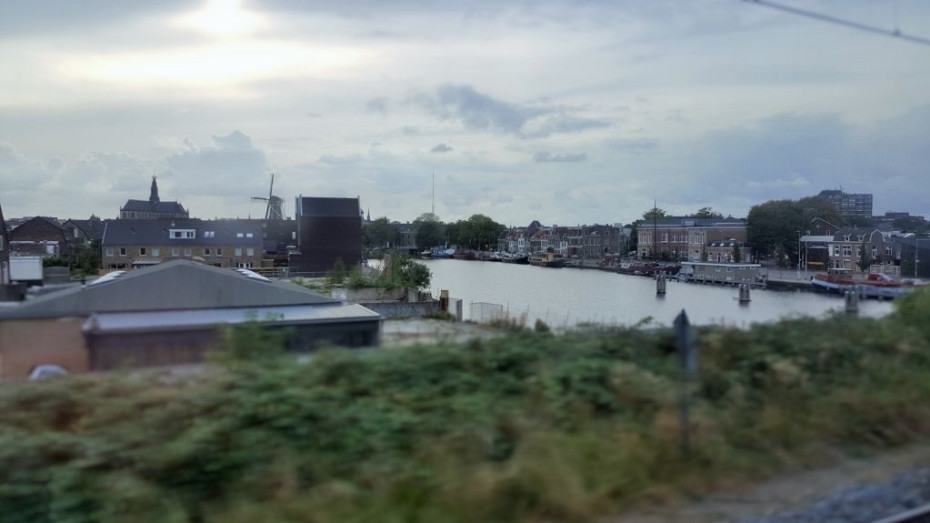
[84,303,381,333]
[103,219,263,246]
[0,260,338,319]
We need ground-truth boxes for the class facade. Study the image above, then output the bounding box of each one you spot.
[0,198,9,285]
[818,190,873,220]
[825,228,890,271]
[119,177,189,220]
[636,217,747,261]
[498,222,622,259]
[704,239,752,263]
[101,219,264,270]
[289,196,362,274]
[0,260,382,380]
[894,236,930,278]
[8,216,70,258]
[679,262,761,285]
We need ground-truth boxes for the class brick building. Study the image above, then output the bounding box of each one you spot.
[637,217,747,261]
[119,176,189,220]
[101,219,263,270]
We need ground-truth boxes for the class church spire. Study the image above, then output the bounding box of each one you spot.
[149,175,160,204]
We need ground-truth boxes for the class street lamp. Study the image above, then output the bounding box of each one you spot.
[797,231,801,279]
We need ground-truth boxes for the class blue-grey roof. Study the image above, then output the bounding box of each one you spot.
[102,219,263,246]
[121,199,187,214]
[84,303,381,334]
[0,260,338,319]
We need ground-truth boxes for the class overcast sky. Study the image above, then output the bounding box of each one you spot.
[1,0,928,225]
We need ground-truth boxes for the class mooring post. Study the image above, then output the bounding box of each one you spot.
[845,289,859,314]
[739,283,751,303]
[674,309,697,459]
[656,272,667,295]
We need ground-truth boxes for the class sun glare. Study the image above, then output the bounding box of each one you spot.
[174,0,265,37]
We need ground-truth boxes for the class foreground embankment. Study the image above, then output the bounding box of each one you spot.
[4,291,930,522]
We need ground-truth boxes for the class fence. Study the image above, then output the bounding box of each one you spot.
[469,302,505,324]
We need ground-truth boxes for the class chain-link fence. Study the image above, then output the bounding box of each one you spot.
[469,302,505,324]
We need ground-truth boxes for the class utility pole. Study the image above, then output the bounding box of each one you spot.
[431,172,435,216]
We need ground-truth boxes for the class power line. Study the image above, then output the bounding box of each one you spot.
[742,0,930,47]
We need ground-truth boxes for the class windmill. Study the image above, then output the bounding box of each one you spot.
[251,173,285,220]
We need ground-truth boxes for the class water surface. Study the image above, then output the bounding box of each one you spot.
[421,259,894,327]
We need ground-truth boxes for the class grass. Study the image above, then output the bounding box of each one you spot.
[3,292,930,522]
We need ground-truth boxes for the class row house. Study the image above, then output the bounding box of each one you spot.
[8,216,72,259]
[101,219,263,270]
[499,222,623,258]
[823,228,892,272]
[637,217,747,261]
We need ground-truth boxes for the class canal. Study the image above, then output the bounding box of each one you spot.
[421,259,895,327]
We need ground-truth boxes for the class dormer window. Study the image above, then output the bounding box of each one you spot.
[203,231,215,238]
[169,229,196,239]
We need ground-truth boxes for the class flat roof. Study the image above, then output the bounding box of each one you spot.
[84,303,382,334]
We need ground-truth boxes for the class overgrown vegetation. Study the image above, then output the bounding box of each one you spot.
[347,256,431,290]
[4,294,930,522]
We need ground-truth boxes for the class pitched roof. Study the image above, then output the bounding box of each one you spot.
[102,219,263,246]
[0,260,338,319]
[65,218,106,241]
[121,199,187,214]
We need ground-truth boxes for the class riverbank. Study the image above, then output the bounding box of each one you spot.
[2,292,929,522]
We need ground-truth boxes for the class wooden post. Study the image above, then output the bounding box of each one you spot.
[656,272,667,295]
[845,289,859,314]
[674,310,697,458]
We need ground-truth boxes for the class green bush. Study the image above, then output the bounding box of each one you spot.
[3,307,930,522]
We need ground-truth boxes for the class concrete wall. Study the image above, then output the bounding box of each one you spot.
[0,318,89,380]
[361,301,440,318]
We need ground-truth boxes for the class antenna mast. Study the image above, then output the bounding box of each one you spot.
[432,172,435,216]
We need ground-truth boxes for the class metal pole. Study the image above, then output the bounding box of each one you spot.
[797,231,801,279]
[916,238,920,278]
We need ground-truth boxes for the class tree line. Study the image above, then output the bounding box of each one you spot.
[364,213,507,252]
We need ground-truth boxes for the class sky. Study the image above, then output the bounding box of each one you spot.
[1,0,928,226]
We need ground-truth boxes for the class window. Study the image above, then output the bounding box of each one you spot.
[246,233,253,238]
[246,248,254,256]
[106,248,114,257]
[172,248,179,256]
[184,248,191,256]
[204,247,212,256]
[169,229,196,239]
[236,233,244,238]
[140,247,147,256]
[152,248,160,257]
[237,262,253,269]
[204,231,215,238]
[119,247,126,256]
[235,248,242,256]
[216,248,223,256]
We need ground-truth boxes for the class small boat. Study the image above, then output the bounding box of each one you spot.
[811,268,856,294]
[529,252,566,268]
[501,253,529,264]
[451,250,476,260]
[430,247,455,259]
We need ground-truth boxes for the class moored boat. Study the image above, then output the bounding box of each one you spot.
[501,253,529,264]
[529,252,566,268]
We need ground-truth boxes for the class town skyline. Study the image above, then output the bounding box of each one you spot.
[2,0,929,224]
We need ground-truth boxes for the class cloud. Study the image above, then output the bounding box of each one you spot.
[607,138,660,154]
[430,143,453,153]
[164,131,267,197]
[0,141,56,191]
[401,125,421,135]
[532,151,587,163]
[366,97,389,115]
[413,84,609,138]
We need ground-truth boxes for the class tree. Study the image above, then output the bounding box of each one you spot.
[691,207,723,219]
[748,196,840,266]
[893,216,929,234]
[642,207,667,221]
[413,213,445,250]
[857,240,873,272]
[458,214,506,250]
[731,242,742,263]
[366,217,399,249]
